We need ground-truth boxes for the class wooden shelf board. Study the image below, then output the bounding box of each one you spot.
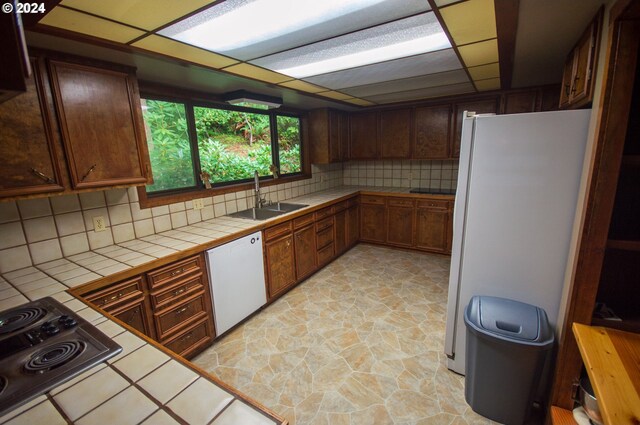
[550,406,577,425]
[573,323,640,425]
[591,316,640,333]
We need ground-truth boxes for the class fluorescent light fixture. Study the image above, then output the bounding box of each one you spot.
[251,13,451,78]
[160,0,391,54]
[223,90,282,109]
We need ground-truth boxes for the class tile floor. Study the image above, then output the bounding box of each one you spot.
[193,244,494,425]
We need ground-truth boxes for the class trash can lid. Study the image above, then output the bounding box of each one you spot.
[465,296,553,343]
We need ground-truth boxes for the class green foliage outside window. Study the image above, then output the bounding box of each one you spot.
[142,99,302,193]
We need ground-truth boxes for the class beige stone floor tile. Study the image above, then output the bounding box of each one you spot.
[193,244,477,425]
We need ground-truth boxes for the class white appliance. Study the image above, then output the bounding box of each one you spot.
[445,109,591,374]
[205,231,267,336]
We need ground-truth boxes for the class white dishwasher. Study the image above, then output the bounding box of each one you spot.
[205,231,267,336]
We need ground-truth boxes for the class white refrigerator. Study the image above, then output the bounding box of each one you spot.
[444,109,591,374]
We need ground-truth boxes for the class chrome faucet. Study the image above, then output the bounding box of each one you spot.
[254,170,266,209]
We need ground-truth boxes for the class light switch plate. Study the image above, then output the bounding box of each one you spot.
[193,199,204,210]
[93,216,107,232]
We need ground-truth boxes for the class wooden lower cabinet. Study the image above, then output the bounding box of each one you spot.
[360,197,386,243]
[415,200,451,253]
[346,204,360,247]
[294,224,317,280]
[334,209,347,255]
[265,234,296,299]
[386,198,415,247]
[79,253,215,359]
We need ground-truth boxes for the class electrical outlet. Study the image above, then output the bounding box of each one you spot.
[93,216,107,232]
[192,198,204,210]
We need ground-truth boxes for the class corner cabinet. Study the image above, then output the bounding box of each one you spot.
[308,109,348,163]
[559,8,602,109]
[349,112,378,159]
[48,60,150,189]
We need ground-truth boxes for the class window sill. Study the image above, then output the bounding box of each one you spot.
[138,173,311,209]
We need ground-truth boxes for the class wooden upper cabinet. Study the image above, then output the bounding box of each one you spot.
[308,108,346,164]
[48,60,149,189]
[349,112,378,159]
[453,98,499,158]
[379,108,412,159]
[559,8,602,109]
[413,105,452,159]
[0,58,64,199]
[502,90,539,114]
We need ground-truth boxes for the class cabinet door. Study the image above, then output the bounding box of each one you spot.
[415,202,449,253]
[265,235,296,299]
[108,297,155,339]
[48,60,149,189]
[346,205,360,247]
[570,24,597,105]
[453,98,499,158]
[502,90,538,114]
[559,53,575,108]
[386,198,415,247]
[340,113,350,161]
[360,203,386,243]
[414,105,451,159]
[334,209,347,255]
[0,58,64,198]
[379,109,411,159]
[294,225,317,280]
[349,112,378,159]
[328,110,342,162]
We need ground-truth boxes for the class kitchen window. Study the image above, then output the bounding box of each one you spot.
[140,97,304,202]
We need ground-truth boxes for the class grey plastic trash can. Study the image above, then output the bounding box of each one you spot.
[464,296,554,425]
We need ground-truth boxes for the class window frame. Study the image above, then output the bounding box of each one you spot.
[137,91,309,208]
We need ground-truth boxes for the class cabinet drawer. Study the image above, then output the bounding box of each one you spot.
[361,195,385,205]
[317,243,334,265]
[417,199,449,209]
[293,213,314,229]
[315,216,334,232]
[388,197,415,207]
[264,221,292,241]
[316,226,334,249]
[155,292,207,339]
[163,318,213,359]
[85,276,145,309]
[150,275,205,310]
[315,206,334,220]
[147,255,202,289]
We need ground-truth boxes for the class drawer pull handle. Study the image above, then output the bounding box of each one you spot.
[173,288,186,296]
[175,307,188,315]
[103,292,124,304]
[170,268,184,277]
[126,309,138,324]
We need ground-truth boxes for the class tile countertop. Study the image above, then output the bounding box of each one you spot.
[0,186,454,425]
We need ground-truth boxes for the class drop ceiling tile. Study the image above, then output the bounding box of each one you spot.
[250,12,450,78]
[474,77,501,91]
[344,98,376,106]
[132,35,237,69]
[341,69,469,98]
[278,80,327,93]
[303,49,462,90]
[222,64,290,84]
[316,91,354,101]
[40,7,145,43]
[364,82,475,104]
[439,0,496,45]
[467,62,500,80]
[458,38,499,67]
[60,0,215,31]
[159,0,430,61]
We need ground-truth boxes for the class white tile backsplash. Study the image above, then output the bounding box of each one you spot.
[0,164,342,273]
[342,159,458,189]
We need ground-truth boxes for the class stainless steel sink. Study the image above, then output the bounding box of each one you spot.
[263,202,308,213]
[229,207,286,221]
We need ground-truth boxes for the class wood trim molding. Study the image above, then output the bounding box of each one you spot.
[549,0,640,411]
[494,0,520,90]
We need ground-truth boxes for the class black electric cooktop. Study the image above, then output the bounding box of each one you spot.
[409,188,456,195]
[0,297,121,416]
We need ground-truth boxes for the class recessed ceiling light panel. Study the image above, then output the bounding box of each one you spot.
[159,0,430,61]
[251,13,451,78]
